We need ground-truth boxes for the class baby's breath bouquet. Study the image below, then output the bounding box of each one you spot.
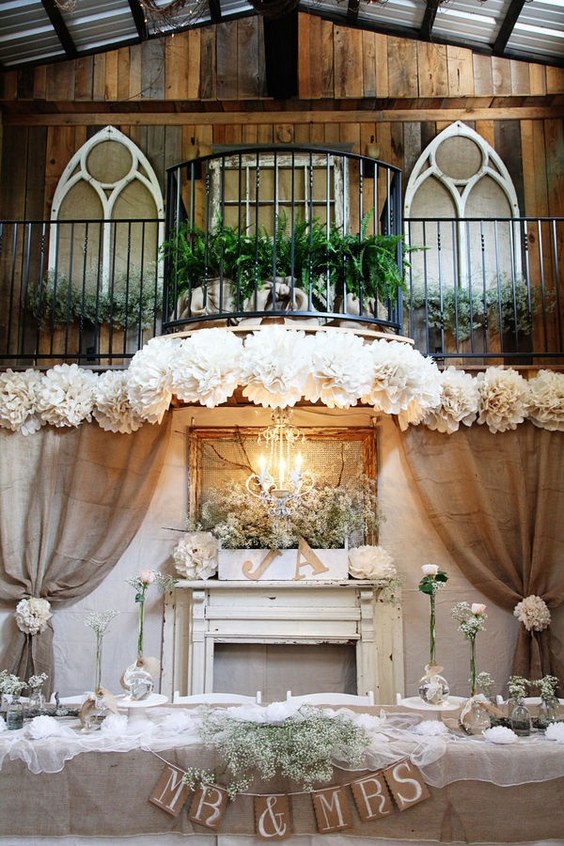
[196,475,379,550]
[198,705,370,799]
[451,602,487,696]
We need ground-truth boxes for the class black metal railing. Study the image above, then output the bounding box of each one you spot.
[163,145,404,335]
[404,216,563,364]
[0,218,163,366]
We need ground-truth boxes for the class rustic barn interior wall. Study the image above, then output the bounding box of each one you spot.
[0,14,562,222]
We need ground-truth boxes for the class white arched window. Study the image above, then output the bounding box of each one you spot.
[49,125,164,292]
[404,121,521,290]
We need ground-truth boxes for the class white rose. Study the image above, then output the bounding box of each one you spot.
[422,564,439,576]
[471,603,487,615]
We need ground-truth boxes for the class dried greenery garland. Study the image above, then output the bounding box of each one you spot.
[197,705,370,799]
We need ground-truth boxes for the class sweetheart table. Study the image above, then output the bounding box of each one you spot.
[0,703,563,845]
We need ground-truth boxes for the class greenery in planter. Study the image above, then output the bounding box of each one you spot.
[325,210,412,305]
[407,276,554,341]
[194,475,380,550]
[161,214,330,305]
[27,270,161,329]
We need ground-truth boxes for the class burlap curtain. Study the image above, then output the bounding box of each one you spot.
[0,417,172,695]
[399,422,564,686]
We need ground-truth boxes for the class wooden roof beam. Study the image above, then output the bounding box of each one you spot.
[347,0,360,25]
[420,0,441,42]
[40,0,78,58]
[263,8,298,100]
[128,0,149,40]
[208,0,223,24]
[493,0,526,55]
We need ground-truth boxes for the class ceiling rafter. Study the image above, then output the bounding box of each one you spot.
[419,0,441,42]
[208,0,223,24]
[347,0,360,25]
[128,0,149,40]
[493,0,527,56]
[40,0,78,59]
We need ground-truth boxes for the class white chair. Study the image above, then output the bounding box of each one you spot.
[285,690,374,707]
[173,691,262,705]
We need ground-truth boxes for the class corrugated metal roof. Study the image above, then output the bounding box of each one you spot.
[0,0,562,71]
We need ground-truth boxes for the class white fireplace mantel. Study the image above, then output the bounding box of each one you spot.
[162,580,404,704]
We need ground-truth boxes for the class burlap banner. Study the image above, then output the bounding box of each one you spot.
[149,756,430,838]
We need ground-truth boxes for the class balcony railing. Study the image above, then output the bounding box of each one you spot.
[0,199,562,370]
[404,216,563,365]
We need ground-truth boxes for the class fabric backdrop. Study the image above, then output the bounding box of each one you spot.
[0,417,172,695]
[399,422,564,686]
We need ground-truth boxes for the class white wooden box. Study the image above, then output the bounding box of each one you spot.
[218,547,349,581]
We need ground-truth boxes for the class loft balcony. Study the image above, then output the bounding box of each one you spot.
[0,146,562,371]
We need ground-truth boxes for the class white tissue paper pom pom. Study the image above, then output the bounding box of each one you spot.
[240,328,313,407]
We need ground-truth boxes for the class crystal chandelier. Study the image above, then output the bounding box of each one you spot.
[246,410,314,514]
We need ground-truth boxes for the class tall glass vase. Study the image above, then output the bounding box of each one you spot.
[418,593,449,705]
[469,637,477,697]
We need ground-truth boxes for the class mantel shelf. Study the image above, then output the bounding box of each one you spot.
[174,579,390,590]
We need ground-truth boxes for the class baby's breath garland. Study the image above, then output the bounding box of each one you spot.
[196,476,380,550]
[197,705,370,799]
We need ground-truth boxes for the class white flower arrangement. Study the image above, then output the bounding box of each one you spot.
[126,336,180,424]
[198,704,370,798]
[93,370,144,434]
[482,726,518,744]
[14,597,52,635]
[527,370,564,432]
[172,532,219,580]
[170,330,243,408]
[421,367,479,434]
[476,367,529,433]
[196,476,380,550]
[0,670,27,697]
[1,330,564,436]
[304,331,373,408]
[35,364,97,428]
[0,369,43,435]
[239,327,312,407]
[513,595,551,632]
[348,545,397,580]
[27,672,48,690]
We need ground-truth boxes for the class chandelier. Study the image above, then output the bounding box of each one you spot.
[246,410,314,514]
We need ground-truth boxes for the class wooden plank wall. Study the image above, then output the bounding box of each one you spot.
[1,15,563,220]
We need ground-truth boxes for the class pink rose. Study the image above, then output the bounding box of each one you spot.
[471,603,486,615]
[140,570,155,585]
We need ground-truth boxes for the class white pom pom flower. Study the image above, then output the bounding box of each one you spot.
[35,364,97,428]
[0,369,43,435]
[526,370,564,432]
[476,367,529,433]
[422,367,479,434]
[240,328,313,407]
[127,336,179,424]
[362,340,441,421]
[170,329,243,407]
[93,370,145,434]
[304,331,373,408]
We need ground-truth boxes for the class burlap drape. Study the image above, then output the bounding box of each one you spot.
[399,422,564,686]
[0,417,172,695]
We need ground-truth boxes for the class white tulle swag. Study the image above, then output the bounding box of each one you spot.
[170,330,243,407]
[127,336,179,424]
[362,341,441,424]
[526,370,564,432]
[476,367,529,433]
[421,367,479,434]
[240,328,313,407]
[35,364,97,428]
[93,371,145,434]
[0,369,44,435]
[304,331,373,408]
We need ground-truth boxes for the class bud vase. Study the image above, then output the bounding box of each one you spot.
[6,698,24,731]
[510,701,531,736]
[537,696,559,730]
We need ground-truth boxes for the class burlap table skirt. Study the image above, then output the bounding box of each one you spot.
[0,744,563,842]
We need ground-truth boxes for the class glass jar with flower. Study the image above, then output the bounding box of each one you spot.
[535,674,560,729]
[507,675,531,736]
[0,671,27,730]
[417,563,450,705]
[26,673,48,715]
[123,570,177,700]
